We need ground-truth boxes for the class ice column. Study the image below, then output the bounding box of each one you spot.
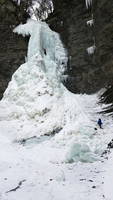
[85,0,92,9]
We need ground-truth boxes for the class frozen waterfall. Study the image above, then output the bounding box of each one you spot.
[13,19,67,86]
[0,19,106,163]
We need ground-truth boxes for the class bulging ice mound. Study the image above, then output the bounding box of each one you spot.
[66,143,98,163]
[0,20,106,163]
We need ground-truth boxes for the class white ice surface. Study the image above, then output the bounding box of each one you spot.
[85,0,92,9]
[87,45,96,55]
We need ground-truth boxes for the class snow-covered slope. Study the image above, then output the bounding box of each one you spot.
[0,19,113,200]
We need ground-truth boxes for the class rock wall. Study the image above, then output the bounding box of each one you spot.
[0,0,113,98]
[93,0,113,90]
[47,0,113,93]
[0,0,28,99]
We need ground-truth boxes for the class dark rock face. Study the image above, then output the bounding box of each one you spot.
[0,0,113,98]
[0,0,28,99]
[47,0,113,93]
[93,0,113,89]
[100,85,113,114]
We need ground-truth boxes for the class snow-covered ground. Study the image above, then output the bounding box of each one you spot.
[0,19,113,200]
[0,109,113,200]
[0,134,109,200]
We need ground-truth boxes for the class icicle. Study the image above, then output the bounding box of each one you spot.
[87,19,94,26]
[85,0,92,9]
[12,0,21,6]
[87,45,96,55]
[17,0,20,5]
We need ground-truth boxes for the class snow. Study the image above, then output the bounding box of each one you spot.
[87,45,96,55]
[87,19,94,26]
[104,151,113,200]
[0,19,113,200]
[28,0,53,20]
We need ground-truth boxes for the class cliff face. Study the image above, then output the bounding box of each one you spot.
[93,0,113,90]
[0,0,113,98]
[47,0,113,93]
[0,0,28,99]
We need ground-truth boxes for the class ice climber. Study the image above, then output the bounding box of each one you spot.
[97,118,103,129]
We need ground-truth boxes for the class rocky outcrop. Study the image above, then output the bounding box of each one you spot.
[0,0,28,99]
[47,0,113,93]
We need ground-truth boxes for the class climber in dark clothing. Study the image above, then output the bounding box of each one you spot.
[97,118,103,129]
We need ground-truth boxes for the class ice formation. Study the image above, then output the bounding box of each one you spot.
[13,0,21,5]
[85,0,92,9]
[87,19,94,26]
[87,45,96,55]
[0,19,105,163]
